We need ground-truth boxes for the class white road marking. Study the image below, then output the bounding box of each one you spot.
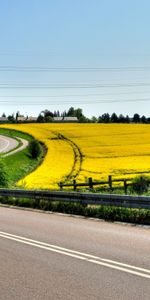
[0,231,150,279]
[0,136,10,152]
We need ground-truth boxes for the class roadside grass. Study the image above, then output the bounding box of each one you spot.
[3,149,39,185]
[0,197,150,225]
[0,128,44,187]
[0,127,33,141]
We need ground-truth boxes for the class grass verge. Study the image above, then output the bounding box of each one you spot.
[0,197,150,225]
[0,128,45,187]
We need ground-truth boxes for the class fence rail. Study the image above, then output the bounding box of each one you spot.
[59,175,132,193]
[0,188,150,209]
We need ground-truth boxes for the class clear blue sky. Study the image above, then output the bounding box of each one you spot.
[0,0,150,117]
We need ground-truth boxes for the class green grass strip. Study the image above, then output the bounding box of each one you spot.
[0,128,44,187]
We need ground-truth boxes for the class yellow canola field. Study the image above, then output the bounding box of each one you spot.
[1,123,150,189]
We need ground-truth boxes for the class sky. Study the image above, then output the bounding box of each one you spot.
[0,0,150,117]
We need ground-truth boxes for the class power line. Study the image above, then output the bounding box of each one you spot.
[0,66,150,72]
[0,98,150,105]
[0,82,150,88]
[0,91,150,98]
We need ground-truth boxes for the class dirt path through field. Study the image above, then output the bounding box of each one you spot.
[53,132,83,182]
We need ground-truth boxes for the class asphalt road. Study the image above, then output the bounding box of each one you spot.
[0,206,150,300]
[0,135,28,156]
[0,135,18,153]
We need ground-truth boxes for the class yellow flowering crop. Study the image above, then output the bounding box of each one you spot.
[1,123,150,189]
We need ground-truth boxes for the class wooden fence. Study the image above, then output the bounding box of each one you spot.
[59,175,132,194]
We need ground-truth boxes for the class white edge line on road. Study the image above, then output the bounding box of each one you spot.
[0,231,150,279]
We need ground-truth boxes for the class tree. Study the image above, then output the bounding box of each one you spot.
[53,110,57,117]
[118,114,126,123]
[75,108,83,120]
[37,114,45,123]
[67,107,75,116]
[147,117,150,123]
[45,116,53,122]
[91,116,97,123]
[41,109,54,118]
[57,110,60,117]
[110,113,118,123]
[98,113,110,123]
[78,115,88,123]
[141,115,147,124]
[61,110,67,117]
[8,114,16,123]
[133,113,140,123]
[16,111,20,121]
[125,115,130,123]
[29,140,41,159]
[66,107,85,121]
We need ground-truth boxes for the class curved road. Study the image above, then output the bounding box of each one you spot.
[0,135,18,153]
[0,206,149,300]
[0,135,28,156]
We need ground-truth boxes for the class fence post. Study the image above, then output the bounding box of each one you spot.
[124,180,127,194]
[73,179,77,191]
[59,182,63,190]
[89,177,93,189]
[108,175,112,190]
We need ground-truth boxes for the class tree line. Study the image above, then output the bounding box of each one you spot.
[1,109,150,124]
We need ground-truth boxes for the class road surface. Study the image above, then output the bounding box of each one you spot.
[0,135,28,156]
[0,206,150,300]
[0,135,18,153]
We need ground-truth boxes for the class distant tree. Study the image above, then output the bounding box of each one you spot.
[91,116,97,123]
[125,115,130,123]
[67,107,75,116]
[37,114,45,123]
[2,113,6,117]
[147,117,150,123]
[133,113,140,123]
[98,113,110,123]
[141,115,147,123]
[78,115,88,123]
[15,111,20,120]
[110,113,118,123]
[57,110,60,117]
[8,114,16,123]
[45,116,53,122]
[53,110,57,117]
[61,110,67,117]
[118,114,126,123]
[75,108,83,120]
[66,107,85,121]
[41,109,54,118]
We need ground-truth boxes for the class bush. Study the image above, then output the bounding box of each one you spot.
[131,175,150,194]
[0,159,9,187]
[28,139,41,159]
